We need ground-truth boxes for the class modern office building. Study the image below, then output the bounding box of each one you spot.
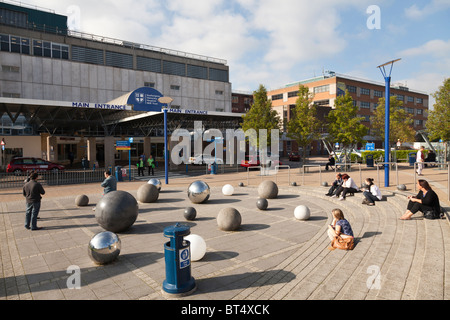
[267,71,429,155]
[0,1,240,169]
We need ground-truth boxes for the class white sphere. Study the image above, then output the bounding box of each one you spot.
[185,234,206,261]
[222,184,234,196]
[294,205,311,221]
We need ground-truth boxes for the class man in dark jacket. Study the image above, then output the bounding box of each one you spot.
[23,172,45,230]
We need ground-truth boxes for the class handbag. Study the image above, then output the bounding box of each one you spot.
[329,235,355,251]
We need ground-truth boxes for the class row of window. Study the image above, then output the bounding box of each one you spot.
[1,33,229,83]
[357,101,424,115]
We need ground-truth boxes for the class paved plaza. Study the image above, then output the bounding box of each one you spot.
[0,161,449,301]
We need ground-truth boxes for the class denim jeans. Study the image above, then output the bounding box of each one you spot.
[363,191,380,204]
[25,202,41,229]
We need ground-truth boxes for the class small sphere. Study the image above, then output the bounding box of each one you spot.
[184,207,197,221]
[397,184,407,191]
[147,178,162,191]
[75,194,89,206]
[256,198,268,210]
[217,207,242,231]
[88,231,121,265]
[185,234,206,261]
[322,182,329,187]
[188,181,210,204]
[137,183,159,203]
[294,205,311,221]
[238,182,244,187]
[291,182,297,186]
[222,184,234,196]
[258,180,278,199]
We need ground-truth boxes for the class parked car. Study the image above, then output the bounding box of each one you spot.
[289,152,301,161]
[240,155,282,168]
[7,157,65,174]
[188,154,224,165]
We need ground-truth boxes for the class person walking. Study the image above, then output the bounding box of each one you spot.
[23,172,45,230]
[147,154,156,176]
[362,178,382,206]
[416,146,425,176]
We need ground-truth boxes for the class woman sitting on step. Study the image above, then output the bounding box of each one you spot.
[327,208,354,240]
[400,180,441,220]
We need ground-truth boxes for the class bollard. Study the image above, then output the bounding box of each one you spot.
[162,223,196,296]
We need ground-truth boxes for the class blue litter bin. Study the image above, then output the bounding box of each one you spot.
[115,166,123,182]
[408,152,416,166]
[210,162,217,175]
[162,223,196,295]
[366,154,374,167]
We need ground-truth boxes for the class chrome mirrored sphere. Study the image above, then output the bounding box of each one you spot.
[148,178,162,191]
[187,180,210,204]
[88,231,121,265]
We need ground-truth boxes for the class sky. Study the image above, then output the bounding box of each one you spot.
[19,0,450,106]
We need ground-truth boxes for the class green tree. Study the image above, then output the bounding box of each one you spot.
[241,84,281,148]
[371,96,415,144]
[326,91,368,151]
[427,78,450,141]
[286,85,321,164]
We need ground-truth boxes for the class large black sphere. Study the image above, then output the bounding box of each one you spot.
[184,207,197,221]
[95,191,139,233]
[256,198,268,210]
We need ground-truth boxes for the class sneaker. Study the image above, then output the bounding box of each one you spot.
[368,203,375,206]
[331,195,337,198]
[338,196,345,201]
[362,199,369,205]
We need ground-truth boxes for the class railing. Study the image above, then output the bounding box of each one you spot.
[376,162,399,187]
[414,162,450,201]
[0,168,133,189]
[275,165,291,185]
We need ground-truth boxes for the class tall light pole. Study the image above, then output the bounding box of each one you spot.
[377,58,401,187]
[158,96,173,185]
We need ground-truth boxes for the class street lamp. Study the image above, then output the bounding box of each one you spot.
[377,58,401,187]
[158,96,173,185]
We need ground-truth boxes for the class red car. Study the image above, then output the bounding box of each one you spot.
[289,152,301,161]
[7,157,65,174]
[240,155,282,167]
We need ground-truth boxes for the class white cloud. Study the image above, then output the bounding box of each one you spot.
[399,39,450,59]
[405,0,450,19]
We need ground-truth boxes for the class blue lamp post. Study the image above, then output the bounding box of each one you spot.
[158,96,173,185]
[377,58,401,187]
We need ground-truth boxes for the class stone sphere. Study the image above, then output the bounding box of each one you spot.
[184,207,197,221]
[147,178,162,191]
[137,183,159,203]
[397,184,407,191]
[258,180,278,199]
[291,182,297,186]
[222,184,234,196]
[95,190,139,233]
[185,234,206,261]
[256,198,268,210]
[294,205,311,221]
[188,181,210,204]
[238,182,244,187]
[322,182,329,187]
[88,231,121,265]
[75,194,89,206]
[217,207,242,231]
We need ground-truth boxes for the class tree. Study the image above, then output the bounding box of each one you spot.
[427,78,450,141]
[286,85,321,164]
[371,96,415,144]
[241,84,282,149]
[326,91,368,151]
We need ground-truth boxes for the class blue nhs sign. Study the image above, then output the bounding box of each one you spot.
[366,143,375,151]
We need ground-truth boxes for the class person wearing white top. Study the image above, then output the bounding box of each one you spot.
[362,178,382,206]
[416,146,425,175]
[332,174,359,201]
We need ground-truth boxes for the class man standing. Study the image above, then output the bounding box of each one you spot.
[147,154,156,176]
[137,157,145,176]
[23,172,45,231]
[416,146,425,176]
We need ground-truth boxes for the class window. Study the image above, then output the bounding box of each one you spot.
[347,85,357,93]
[105,51,133,69]
[137,56,162,73]
[416,98,423,104]
[187,64,207,79]
[361,88,370,95]
[271,94,283,100]
[209,68,228,82]
[360,101,370,109]
[415,120,423,126]
[397,94,404,101]
[0,34,9,51]
[2,65,20,73]
[232,96,239,103]
[72,46,104,65]
[163,61,186,76]
[170,85,180,90]
[374,90,383,97]
[288,91,298,98]
[215,90,224,95]
[416,109,423,115]
[33,40,68,59]
[407,96,414,103]
[144,82,155,88]
[314,85,330,94]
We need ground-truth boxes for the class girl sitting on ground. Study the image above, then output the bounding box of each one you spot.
[362,178,382,206]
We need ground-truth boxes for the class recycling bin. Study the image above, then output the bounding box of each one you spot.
[366,154,374,167]
[162,223,196,295]
[408,152,416,166]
